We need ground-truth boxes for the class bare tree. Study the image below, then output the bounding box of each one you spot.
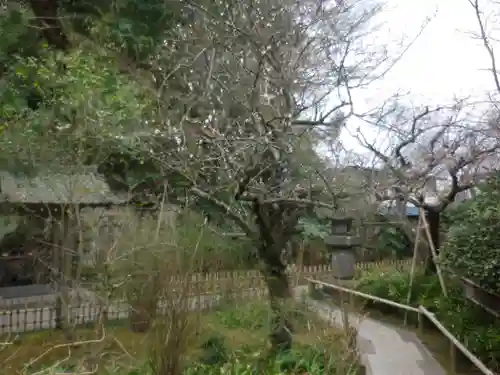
[114,0,401,351]
[348,0,500,271]
[467,0,500,100]
[55,0,427,351]
[353,99,500,270]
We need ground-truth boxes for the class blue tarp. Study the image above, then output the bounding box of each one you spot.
[379,203,419,217]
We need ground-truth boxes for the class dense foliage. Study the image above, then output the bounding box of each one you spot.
[371,223,412,260]
[0,19,160,196]
[440,175,500,293]
[185,301,362,375]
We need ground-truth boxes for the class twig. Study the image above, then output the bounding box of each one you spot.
[25,333,106,371]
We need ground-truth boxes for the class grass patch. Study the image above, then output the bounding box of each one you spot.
[0,323,150,375]
[188,299,362,375]
[0,300,362,375]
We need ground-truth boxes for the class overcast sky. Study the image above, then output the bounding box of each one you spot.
[339,0,498,155]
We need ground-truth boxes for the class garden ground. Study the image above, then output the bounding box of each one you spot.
[0,299,361,375]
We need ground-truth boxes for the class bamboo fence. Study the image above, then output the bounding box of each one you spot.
[0,259,411,334]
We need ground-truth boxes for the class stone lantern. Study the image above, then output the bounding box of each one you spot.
[325,217,361,280]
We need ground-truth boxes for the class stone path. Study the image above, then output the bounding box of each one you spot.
[295,286,446,375]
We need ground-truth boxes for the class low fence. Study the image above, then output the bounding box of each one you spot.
[0,289,267,334]
[156,258,412,295]
[0,259,411,334]
[307,278,495,375]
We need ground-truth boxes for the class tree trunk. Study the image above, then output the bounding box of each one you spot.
[425,209,440,274]
[29,0,70,50]
[259,243,293,352]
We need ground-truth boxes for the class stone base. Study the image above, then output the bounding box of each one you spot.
[330,273,355,280]
[331,251,356,279]
[325,235,361,247]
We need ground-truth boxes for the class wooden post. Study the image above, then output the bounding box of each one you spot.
[349,291,355,312]
[450,340,457,374]
[295,240,305,287]
[61,207,72,336]
[53,206,77,337]
[417,311,424,336]
[52,210,63,330]
[340,286,349,332]
[308,280,315,296]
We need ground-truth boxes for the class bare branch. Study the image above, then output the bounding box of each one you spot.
[468,0,500,96]
[354,100,500,211]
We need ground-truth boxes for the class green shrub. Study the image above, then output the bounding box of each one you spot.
[187,301,363,375]
[79,265,100,282]
[441,173,500,293]
[199,334,229,366]
[356,269,443,306]
[213,302,270,331]
[185,346,360,375]
[372,223,413,259]
[275,346,351,374]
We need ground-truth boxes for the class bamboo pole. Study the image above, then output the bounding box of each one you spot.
[307,278,420,313]
[419,306,494,375]
[420,208,447,297]
[404,214,422,325]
